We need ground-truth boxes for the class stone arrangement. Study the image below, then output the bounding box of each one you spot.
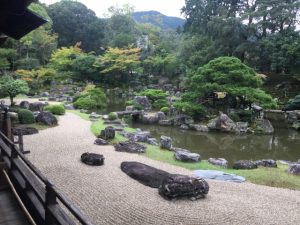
[121,161,209,200]
[158,176,209,200]
[160,136,172,150]
[255,159,277,168]
[99,126,115,140]
[233,160,258,170]
[288,162,300,175]
[81,152,104,166]
[36,112,58,126]
[114,141,146,153]
[174,149,201,162]
[208,158,228,168]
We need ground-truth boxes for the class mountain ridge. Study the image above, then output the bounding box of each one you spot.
[133,10,185,30]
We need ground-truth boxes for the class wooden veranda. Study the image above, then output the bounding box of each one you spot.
[0,110,95,225]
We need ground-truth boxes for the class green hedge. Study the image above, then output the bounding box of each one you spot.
[160,107,170,115]
[108,112,118,121]
[18,109,35,124]
[44,104,66,115]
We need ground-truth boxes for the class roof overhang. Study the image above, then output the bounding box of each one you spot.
[0,0,47,40]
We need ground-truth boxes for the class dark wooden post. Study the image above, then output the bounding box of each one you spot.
[3,108,12,140]
[45,180,57,225]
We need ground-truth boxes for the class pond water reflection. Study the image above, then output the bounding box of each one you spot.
[131,121,300,165]
[104,99,300,165]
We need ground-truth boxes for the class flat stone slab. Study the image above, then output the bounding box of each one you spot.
[193,170,246,183]
[115,141,146,153]
[121,161,176,188]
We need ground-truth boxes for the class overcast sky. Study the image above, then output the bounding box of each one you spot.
[39,0,186,18]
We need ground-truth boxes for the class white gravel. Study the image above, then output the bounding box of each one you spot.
[24,112,300,225]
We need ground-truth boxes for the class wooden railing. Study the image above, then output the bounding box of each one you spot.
[0,110,94,225]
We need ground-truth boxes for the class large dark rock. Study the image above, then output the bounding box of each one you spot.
[287,163,300,175]
[94,138,108,145]
[158,120,173,126]
[160,136,172,150]
[12,127,38,135]
[35,112,57,126]
[233,160,258,170]
[173,114,194,126]
[208,112,237,133]
[19,101,30,109]
[29,102,45,112]
[120,161,176,188]
[99,126,115,140]
[134,96,151,111]
[189,124,209,132]
[147,138,158,146]
[159,176,209,200]
[255,159,277,168]
[156,111,166,121]
[132,131,151,142]
[175,150,201,162]
[285,111,300,123]
[236,122,249,134]
[253,119,274,134]
[208,158,228,168]
[114,141,146,153]
[142,114,158,124]
[81,153,104,166]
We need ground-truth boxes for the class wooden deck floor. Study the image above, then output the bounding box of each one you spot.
[0,186,31,225]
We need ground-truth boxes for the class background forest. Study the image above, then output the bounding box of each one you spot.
[0,0,300,110]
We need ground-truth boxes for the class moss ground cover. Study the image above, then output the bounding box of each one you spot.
[70,110,300,191]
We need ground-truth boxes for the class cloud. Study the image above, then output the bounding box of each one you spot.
[40,0,185,18]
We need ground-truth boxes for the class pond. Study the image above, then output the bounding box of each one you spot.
[131,121,300,166]
[105,99,300,166]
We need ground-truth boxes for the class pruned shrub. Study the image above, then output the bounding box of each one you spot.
[18,109,35,124]
[73,87,107,110]
[74,97,96,110]
[174,101,206,117]
[139,89,168,103]
[44,104,66,115]
[283,95,300,111]
[108,112,118,121]
[160,107,170,115]
[126,100,134,106]
[153,99,168,110]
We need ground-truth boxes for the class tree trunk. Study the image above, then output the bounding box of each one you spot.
[9,95,14,106]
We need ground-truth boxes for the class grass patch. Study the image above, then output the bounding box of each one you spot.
[70,110,300,191]
[69,110,128,143]
[145,144,300,190]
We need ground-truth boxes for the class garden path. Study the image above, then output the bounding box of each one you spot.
[24,112,300,225]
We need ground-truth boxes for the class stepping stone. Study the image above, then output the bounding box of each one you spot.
[81,153,104,166]
[193,170,246,183]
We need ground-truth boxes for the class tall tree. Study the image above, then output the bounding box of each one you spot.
[104,4,139,48]
[94,45,142,86]
[181,0,300,73]
[47,0,105,52]
[0,76,29,105]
